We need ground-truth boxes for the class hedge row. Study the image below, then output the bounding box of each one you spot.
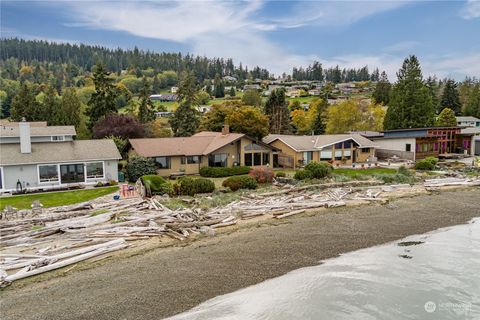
[295,161,333,180]
[199,166,251,178]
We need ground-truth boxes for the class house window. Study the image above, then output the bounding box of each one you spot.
[303,151,313,164]
[361,148,370,153]
[51,136,65,142]
[406,144,411,152]
[320,150,332,161]
[253,152,261,166]
[244,153,252,166]
[39,165,59,182]
[86,162,104,179]
[155,157,171,169]
[262,153,270,165]
[182,156,200,164]
[60,164,85,184]
[209,154,227,167]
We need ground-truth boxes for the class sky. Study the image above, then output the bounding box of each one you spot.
[1,0,480,80]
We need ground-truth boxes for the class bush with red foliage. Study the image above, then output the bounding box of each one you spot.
[248,167,275,183]
[93,113,145,139]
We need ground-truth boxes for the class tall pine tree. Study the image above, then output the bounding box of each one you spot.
[372,71,391,105]
[57,88,82,128]
[383,55,434,130]
[425,76,440,113]
[138,77,156,123]
[264,88,290,134]
[10,82,38,121]
[440,79,461,115]
[42,85,59,124]
[464,83,480,118]
[169,72,200,137]
[86,62,118,129]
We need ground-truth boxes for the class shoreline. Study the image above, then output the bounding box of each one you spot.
[1,188,479,319]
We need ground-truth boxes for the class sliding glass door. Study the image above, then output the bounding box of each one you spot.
[60,164,85,184]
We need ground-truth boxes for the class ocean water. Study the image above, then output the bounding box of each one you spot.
[167,218,480,320]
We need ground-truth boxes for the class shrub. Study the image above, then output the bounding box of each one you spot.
[397,165,412,176]
[222,175,258,191]
[275,171,286,178]
[304,161,333,179]
[174,177,215,196]
[415,157,438,171]
[374,173,415,184]
[248,167,275,183]
[141,175,173,196]
[126,155,157,182]
[199,166,251,177]
[294,169,312,180]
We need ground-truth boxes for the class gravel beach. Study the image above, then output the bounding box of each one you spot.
[1,188,479,320]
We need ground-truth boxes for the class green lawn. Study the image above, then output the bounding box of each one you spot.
[0,186,119,210]
[333,167,397,177]
[287,96,318,104]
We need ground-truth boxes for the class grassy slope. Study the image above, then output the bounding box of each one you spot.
[0,186,119,210]
[333,168,397,177]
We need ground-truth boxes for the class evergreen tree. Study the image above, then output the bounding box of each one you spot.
[264,88,290,134]
[425,76,440,113]
[10,82,38,121]
[138,77,156,123]
[169,72,200,136]
[42,85,59,124]
[86,62,118,129]
[435,108,457,127]
[464,83,480,118]
[310,98,328,134]
[229,86,236,97]
[440,79,461,115]
[213,74,225,98]
[372,71,391,105]
[383,55,434,130]
[57,88,81,128]
[152,75,161,94]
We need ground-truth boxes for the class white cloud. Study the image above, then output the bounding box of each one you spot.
[383,41,420,53]
[460,0,480,19]
[60,0,413,75]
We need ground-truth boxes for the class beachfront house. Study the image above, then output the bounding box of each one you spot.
[263,134,378,168]
[0,120,121,194]
[129,126,277,177]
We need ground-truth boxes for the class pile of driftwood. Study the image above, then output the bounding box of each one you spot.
[424,177,480,188]
[0,197,236,286]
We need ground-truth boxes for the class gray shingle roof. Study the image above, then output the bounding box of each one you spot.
[0,140,121,166]
[0,125,76,137]
[456,116,480,122]
[263,134,378,152]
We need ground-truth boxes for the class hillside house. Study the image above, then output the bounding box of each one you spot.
[0,120,120,194]
[263,134,378,168]
[456,116,480,128]
[129,126,277,177]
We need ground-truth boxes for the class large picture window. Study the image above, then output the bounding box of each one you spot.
[60,164,85,184]
[155,157,171,169]
[262,153,270,166]
[39,165,59,182]
[86,162,104,179]
[253,152,261,166]
[244,153,252,166]
[209,154,227,167]
[182,156,200,164]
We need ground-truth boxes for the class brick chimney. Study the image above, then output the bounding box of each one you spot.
[221,124,230,135]
[19,118,32,154]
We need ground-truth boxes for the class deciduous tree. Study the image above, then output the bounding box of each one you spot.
[226,106,269,139]
[93,113,145,139]
[435,108,457,127]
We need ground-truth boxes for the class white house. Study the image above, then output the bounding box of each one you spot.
[0,120,121,194]
[456,116,480,128]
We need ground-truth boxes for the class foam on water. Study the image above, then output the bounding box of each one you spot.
[167,218,480,320]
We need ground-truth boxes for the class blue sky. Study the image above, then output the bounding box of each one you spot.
[1,0,479,80]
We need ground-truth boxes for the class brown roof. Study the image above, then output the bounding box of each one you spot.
[130,132,250,157]
[0,140,121,166]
